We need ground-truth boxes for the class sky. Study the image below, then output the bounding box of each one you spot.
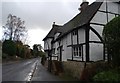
[0,0,96,48]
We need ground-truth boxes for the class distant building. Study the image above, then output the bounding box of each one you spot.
[43,1,120,62]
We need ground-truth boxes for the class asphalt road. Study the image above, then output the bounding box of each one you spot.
[2,58,39,82]
[2,58,63,82]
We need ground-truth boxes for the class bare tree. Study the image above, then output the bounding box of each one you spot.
[3,14,27,42]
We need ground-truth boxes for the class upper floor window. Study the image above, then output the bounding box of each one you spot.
[72,30,78,35]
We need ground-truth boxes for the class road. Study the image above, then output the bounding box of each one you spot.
[2,58,62,82]
[2,58,38,81]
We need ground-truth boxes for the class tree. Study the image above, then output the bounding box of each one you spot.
[2,40,16,56]
[33,44,43,57]
[103,16,120,66]
[3,14,27,42]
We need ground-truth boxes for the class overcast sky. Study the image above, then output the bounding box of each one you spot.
[1,0,95,48]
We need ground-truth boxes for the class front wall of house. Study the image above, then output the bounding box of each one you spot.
[67,33,71,45]
[89,2,120,61]
[89,43,103,61]
[58,33,72,61]
[107,2,119,14]
[89,24,103,41]
[60,36,67,61]
[52,42,58,60]
[44,38,52,50]
[62,36,71,61]
[90,11,107,24]
[90,2,119,42]
[54,32,60,40]
[73,35,77,44]
[78,28,85,44]
[66,33,72,60]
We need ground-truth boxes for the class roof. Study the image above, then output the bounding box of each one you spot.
[56,2,103,40]
[43,24,62,41]
[43,2,103,41]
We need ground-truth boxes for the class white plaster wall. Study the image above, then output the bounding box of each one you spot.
[90,11,107,24]
[66,47,72,60]
[73,35,77,44]
[91,2,119,25]
[66,33,72,60]
[107,2,119,14]
[55,42,58,55]
[62,37,68,61]
[99,2,119,14]
[89,43,103,61]
[108,13,116,22]
[59,34,72,61]
[67,33,71,45]
[89,24,103,41]
[78,28,85,44]
[44,38,52,50]
[99,2,106,11]
[83,45,86,61]
[89,30,101,41]
[54,33,60,40]
[73,57,82,61]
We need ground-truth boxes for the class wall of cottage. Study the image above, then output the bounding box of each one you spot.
[89,24,104,61]
[89,43,103,61]
[66,33,72,60]
[78,28,85,44]
[44,38,52,50]
[91,2,120,25]
[89,2,120,61]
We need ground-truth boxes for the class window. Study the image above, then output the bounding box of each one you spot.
[73,46,81,57]
[52,48,55,54]
[72,30,78,35]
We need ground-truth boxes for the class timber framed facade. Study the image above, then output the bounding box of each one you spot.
[43,1,120,62]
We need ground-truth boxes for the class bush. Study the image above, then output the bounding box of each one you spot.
[93,68,120,81]
[2,40,16,56]
[2,53,8,59]
[103,16,120,66]
[41,54,46,65]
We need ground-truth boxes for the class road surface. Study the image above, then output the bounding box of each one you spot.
[2,58,39,81]
[2,58,62,82]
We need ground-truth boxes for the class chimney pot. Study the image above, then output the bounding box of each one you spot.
[78,1,89,12]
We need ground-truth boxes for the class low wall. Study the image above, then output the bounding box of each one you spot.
[62,60,108,80]
[62,61,85,79]
[44,60,108,80]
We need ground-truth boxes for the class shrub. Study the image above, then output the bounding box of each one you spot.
[103,16,120,66]
[2,40,16,56]
[93,69,120,81]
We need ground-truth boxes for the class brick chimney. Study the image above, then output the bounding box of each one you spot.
[78,0,89,12]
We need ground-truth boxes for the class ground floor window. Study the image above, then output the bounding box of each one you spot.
[73,46,81,57]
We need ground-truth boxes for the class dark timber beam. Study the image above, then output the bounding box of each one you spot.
[89,26,103,42]
[85,24,90,62]
[71,32,73,60]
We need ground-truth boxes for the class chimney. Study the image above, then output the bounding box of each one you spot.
[78,0,89,12]
[52,22,56,28]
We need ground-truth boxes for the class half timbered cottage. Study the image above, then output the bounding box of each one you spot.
[43,1,120,62]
